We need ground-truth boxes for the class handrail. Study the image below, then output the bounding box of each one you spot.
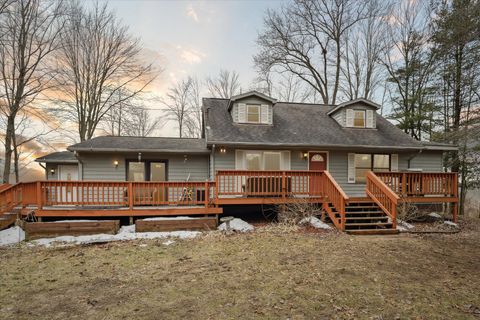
[0,183,23,215]
[366,171,400,228]
[374,171,457,196]
[322,171,349,231]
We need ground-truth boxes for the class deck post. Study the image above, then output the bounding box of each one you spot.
[128,182,133,210]
[281,171,286,201]
[215,173,219,207]
[204,181,209,208]
[36,181,42,210]
[401,172,407,196]
[453,172,458,223]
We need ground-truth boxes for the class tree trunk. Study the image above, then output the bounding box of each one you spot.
[2,117,15,183]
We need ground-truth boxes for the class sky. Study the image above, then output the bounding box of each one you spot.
[108,0,284,99]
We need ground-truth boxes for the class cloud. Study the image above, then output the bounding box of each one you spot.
[179,47,206,65]
[186,4,199,22]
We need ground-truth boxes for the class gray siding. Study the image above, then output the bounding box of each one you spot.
[45,163,59,180]
[79,152,209,182]
[409,151,443,171]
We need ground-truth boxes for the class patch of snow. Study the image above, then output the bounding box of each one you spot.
[444,221,458,227]
[30,228,200,247]
[398,220,415,230]
[0,226,25,246]
[141,216,196,221]
[397,225,408,232]
[299,216,332,229]
[428,212,442,219]
[163,240,175,246]
[218,218,254,233]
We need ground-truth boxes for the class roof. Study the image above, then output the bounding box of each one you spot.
[67,136,209,153]
[228,90,277,110]
[327,98,380,116]
[35,151,78,163]
[422,141,458,151]
[204,98,433,151]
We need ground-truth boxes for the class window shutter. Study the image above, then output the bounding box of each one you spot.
[391,154,399,172]
[235,150,245,169]
[346,109,354,127]
[237,103,246,123]
[348,153,355,183]
[260,104,269,124]
[366,110,375,128]
[281,151,291,170]
[268,105,273,124]
[232,104,239,122]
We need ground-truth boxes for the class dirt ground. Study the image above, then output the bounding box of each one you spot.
[1,220,479,320]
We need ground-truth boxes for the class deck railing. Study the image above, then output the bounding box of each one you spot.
[366,171,401,228]
[322,171,349,230]
[215,170,325,199]
[374,172,458,197]
[0,183,22,214]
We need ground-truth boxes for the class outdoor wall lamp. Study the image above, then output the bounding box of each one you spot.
[302,152,308,160]
[220,147,227,153]
[113,160,119,168]
[50,169,55,175]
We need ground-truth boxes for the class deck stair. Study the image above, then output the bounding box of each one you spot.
[326,199,399,235]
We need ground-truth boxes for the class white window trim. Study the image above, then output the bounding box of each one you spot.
[246,104,261,124]
[236,150,291,171]
[307,151,330,171]
[352,109,366,128]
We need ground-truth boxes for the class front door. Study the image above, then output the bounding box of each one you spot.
[309,152,328,196]
[59,165,78,203]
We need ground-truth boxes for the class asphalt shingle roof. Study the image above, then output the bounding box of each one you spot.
[204,98,426,150]
[68,136,208,153]
[36,151,78,163]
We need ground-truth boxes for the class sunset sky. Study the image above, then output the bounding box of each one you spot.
[110,0,283,101]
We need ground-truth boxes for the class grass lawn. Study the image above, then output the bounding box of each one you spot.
[1,221,479,320]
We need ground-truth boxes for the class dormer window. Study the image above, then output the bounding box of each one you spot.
[247,104,260,123]
[353,110,366,128]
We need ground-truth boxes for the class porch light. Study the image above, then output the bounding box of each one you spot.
[113,160,119,168]
[302,152,308,159]
[50,169,55,175]
[220,147,227,153]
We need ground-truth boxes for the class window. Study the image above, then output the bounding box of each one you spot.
[239,150,290,170]
[354,154,371,183]
[128,162,145,181]
[246,152,262,170]
[353,110,366,127]
[353,154,390,183]
[247,105,260,123]
[127,160,167,181]
[264,152,281,170]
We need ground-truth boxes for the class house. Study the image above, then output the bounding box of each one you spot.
[27,91,459,234]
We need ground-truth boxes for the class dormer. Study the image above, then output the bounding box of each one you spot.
[228,91,276,125]
[327,98,380,129]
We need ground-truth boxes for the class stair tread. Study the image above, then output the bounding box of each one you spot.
[346,222,393,227]
[346,229,399,235]
[345,216,388,220]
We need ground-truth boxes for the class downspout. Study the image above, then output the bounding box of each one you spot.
[210,144,216,180]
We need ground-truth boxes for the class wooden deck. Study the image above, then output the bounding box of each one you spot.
[0,170,459,232]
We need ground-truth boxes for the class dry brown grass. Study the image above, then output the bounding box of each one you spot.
[1,219,479,319]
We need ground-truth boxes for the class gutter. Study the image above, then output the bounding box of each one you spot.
[67,147,210,154]
[73,151,85,181]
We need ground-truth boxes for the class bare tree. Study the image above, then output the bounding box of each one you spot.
[184,77,202,138]
[162,77,195,138]
[0,0,64,183]
[56,1,156,142]
[255,0,367,105]
[123,107,164,137]
[206,69,240,99]
[341,0,389,100]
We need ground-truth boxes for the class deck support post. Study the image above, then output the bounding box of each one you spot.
[36,181,42,210]
[204,181,209,208]
[129,216,133,225]
[128,182,133,210]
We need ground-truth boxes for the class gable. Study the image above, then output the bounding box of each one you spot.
[230,96,273,125]
[330,103,377,128]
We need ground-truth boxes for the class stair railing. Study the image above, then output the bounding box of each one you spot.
[322,171,349,231]
[365,171,400,228]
